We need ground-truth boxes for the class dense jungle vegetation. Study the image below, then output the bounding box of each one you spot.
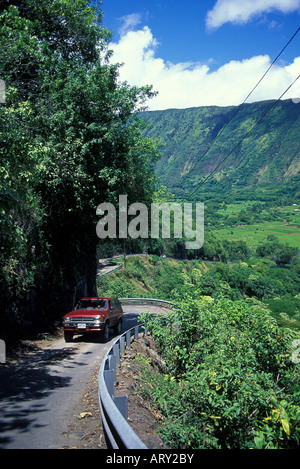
[98,253,300,449]
[0,0,159,342]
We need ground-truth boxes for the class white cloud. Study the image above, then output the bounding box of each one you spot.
[110,27,300,110]
[117,13,142,36]
[206,0,300,30]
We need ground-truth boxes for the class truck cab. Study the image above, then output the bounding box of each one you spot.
[63,297,123,342]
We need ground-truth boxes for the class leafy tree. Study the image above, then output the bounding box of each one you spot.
[222,239,250,261]
[0,0,159,339]
[256,238,299,265]
[275,245,299,266]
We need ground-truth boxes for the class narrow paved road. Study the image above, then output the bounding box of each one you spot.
[0,305,163,449]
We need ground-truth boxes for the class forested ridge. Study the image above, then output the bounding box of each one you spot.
[142,99,300,200]
[0,0,160,342]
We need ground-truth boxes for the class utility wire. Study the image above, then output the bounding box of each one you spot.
[186,73,300,200]
[174,26,300,195]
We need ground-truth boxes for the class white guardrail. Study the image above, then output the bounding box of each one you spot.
[98,298,173,449]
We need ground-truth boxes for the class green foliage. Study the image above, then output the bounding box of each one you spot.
[98,253,300,448]
[97,255,193,299]
[256,237,299,265]
[140,296,300,449]
[98,254,300,333]
[142,101,300,199]
[0,0,159,340]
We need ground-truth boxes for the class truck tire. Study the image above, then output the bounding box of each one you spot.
[64,331,74,342]
[114,319,122,335]
[102,323,110,342]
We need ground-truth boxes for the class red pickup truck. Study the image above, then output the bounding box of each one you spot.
[63,297,123,342]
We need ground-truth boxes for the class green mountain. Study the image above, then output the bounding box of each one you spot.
[141,99,300,200]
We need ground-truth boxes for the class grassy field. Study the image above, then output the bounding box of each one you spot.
[213,204,300,248]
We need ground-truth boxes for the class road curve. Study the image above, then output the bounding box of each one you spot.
[0,304,162,449]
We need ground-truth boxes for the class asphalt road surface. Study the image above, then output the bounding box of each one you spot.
[0,304,164,449]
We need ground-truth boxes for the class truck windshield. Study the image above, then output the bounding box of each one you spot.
[76,299,107,310]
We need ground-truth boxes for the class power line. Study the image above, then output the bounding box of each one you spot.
[186,73,300,200]
[175,26,300,194]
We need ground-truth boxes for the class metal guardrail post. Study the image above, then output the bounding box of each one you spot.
[104,369,115,397]
[120,335,125,355]
[126,330,131,347]
[113,343,120,367]
[113,395,128,420]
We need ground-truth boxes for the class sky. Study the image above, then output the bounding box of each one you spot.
[100,0,300,110]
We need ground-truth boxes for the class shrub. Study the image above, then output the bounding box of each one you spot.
[140,297,300,448]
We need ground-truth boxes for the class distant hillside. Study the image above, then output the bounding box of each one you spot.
[141,99,300,200]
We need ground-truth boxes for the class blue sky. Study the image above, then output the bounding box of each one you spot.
[100,0,300,110]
